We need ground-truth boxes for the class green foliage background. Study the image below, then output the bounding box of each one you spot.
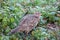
[0,0,60,40]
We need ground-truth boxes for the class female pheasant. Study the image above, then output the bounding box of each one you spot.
[8,12,41,35]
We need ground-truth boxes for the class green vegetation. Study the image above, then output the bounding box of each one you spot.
[0,0,60,40]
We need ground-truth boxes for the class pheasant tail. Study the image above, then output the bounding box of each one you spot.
[7,27,20,35]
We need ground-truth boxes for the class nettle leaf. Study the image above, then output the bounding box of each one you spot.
[42,11,49,18]
[9,6,15,11]
[1,36,9,40]
[9,35,18,40]
[0,13,3,19]
[5,28,10,33]
[2,17,8,27]
[54,17,59,21]
[10,17,15,23]
[50,12,56,15]
[40,19,47,24]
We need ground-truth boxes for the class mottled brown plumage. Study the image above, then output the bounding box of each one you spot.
[8,12,41,35]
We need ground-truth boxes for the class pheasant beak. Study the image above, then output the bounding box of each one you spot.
[34,12,41,17]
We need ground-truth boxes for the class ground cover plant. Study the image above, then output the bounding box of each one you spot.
[0,0,60,40]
